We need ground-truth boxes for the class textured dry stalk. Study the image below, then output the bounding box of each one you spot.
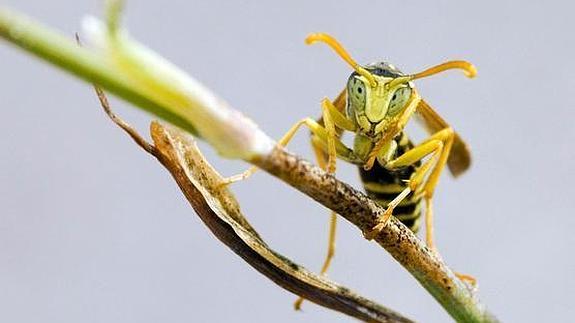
[252,149,497,323]
[147,123,413,323]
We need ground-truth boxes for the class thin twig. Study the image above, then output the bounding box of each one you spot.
[80,31,155,155]
[94,86,156,155]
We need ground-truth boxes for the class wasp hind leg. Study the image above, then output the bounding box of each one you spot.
[294,97,358,310]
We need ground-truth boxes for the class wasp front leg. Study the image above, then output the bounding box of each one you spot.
[220,98,356,186]
[284,98,354,172]
[365,128,454,244]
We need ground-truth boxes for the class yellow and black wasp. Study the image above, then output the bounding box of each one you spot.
[226,32,476,308]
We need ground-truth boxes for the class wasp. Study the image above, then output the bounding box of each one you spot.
[225,32,476,308]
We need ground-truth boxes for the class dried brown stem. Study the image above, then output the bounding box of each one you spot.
[96,91,413,323]
[251,149,498,323]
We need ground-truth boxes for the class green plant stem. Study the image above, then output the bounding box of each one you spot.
[0,7,197,136]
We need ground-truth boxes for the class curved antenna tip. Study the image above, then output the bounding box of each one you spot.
[304,32,329,45]
[411,60,478,81]
[304,34,315,45]
[303,32,377,87]
[464,63,478,78]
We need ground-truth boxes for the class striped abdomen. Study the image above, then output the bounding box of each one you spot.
[358,132,423,232]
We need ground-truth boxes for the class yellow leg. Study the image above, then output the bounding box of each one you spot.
[219,166,258,186]
[319,212,338,275]
[294,98,348,310]
[365,128,451,239]
[365,187,412,240]
[421,133,477,286]
[221,99,357,186]
[321,99,338,173]
[365,152,439,240]
[219,119,326,186]
[321,97,357,132]
[422,129,454,198]
[311,100,340,285]
[294,211,338,310]
[424,197,435,251]
[419,128,454,251]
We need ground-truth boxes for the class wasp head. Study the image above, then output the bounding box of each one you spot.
[346,62,413,137]
[305,32,477,140]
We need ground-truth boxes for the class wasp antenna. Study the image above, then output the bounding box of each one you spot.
[411,60,477,80]
[305,32,377,87]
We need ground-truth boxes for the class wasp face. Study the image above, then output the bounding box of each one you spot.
[346,62,413,139]
[305,32,474,142]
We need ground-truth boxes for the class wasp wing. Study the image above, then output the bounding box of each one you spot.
[415,99,471,177]
[332,88,347,113]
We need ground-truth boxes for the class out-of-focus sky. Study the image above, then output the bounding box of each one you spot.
[1,1,574,322]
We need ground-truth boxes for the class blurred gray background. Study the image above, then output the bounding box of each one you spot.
[1,1,574,322]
